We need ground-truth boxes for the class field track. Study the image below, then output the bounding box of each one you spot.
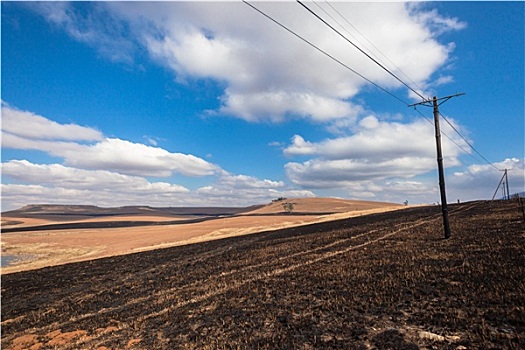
[2,200,524,349]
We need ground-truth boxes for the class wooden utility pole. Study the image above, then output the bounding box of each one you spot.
[492,169,511,200]
[504,169,510,200]
[409,93,464,239]
[432,96,451,239]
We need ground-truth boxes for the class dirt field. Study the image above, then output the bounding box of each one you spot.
[1,200,524,349]
[1,199,402,273]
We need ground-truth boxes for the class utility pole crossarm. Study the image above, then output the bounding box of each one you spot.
[408,92,465,108]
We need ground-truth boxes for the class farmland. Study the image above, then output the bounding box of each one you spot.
[1,200,524,349]
[0,198,402,273]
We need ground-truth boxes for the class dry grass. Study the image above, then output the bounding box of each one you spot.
[1,199,405,274]
[249,197,402,215]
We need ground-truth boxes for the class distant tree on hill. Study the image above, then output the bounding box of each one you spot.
[282,202,294,213]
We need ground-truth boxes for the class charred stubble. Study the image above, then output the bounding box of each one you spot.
[2,200,524,349]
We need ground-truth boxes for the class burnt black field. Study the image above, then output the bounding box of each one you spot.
[2,200,524,349]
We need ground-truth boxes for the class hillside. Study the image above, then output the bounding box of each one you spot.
[2,204,263,222]
[248,197,402,215]
[2,200,524,349]
[1,198,404,273]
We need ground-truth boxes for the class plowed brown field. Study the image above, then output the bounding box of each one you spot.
[1,200,524,349]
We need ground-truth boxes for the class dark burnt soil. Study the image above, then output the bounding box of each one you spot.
[2,200,524,349]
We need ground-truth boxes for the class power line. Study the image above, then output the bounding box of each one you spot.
[411,95,502,172]
[413,107,476,160]
[439,112,502,171]
[245,1,499,173]
[302,0,499,170]
[308,0,478,165]
[242,0,409,106]
[296,0,427,101]
[321,0,425,95]
[414,107,502,171]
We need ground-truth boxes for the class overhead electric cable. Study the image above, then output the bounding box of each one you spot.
[245,1,497,171]
[439,112,502,171]
[296,0,427,101]
[243,0,409,106]
[413,107,482,163]
[413,104,500,171]
[313,0,496,170]
[321,0,425,94]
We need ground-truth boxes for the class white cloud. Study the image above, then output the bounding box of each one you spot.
[213,170,286,190]
[2,160,189,193]
[284,135,317,156]
[283,114,476,203]
[292,157,525,205]
[217,91,364,123]
[1,104,218,178]
[409,5,467,36]
[2,103,103,142]
[30,2,465,123]
[195,170,315,207]
[1,160,191,211]
[59,138,218,177]
[1,102,314,210]
[1,183,186,212]
[449,158,525,201]
[284,116,467,164]
[31,2,136,64]
[1,160,314,211]
[143,136,159,146]
[285,157,436,188]
[433,75,455,86]
[4,3,485,208]
[341,180,434,201]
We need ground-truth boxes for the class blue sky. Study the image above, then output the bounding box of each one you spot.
[1,1,524,211]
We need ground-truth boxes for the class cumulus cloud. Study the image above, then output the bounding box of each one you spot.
[291,157,525,205]
[4,3,482,208]
[321,179,438,203]
[217,91,364,123]
[282,113,480,204]
[1,102,314,210]
[1,160,191,210]
[286,157,437,188]
[1,104,217,178]
[196,170,314,207]
[449,158,525,201]
[284,115,468,188]
[284,135,317,156]
[2,102,103,142]
[1,160,314,211]
[29,2,464,123]
[1,183,186,212]
[2,160,189,193]
[59,138,217,177]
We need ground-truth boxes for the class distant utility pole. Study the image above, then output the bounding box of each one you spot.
[492,169,510,200]
[505,169,510,200]
[409,93,465,239]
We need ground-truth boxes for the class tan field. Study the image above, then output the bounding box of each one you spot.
[1,198,404,274]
